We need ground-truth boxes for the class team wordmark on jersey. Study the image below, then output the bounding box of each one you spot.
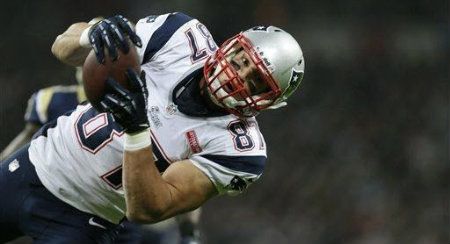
[186,130,202,154]
[149,106,163,128]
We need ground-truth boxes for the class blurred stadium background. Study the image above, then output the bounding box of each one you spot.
[0,0,448,243]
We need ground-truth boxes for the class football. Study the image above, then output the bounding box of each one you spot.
[82,44,141,110]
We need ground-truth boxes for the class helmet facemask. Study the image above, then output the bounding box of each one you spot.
[203,34,281,117]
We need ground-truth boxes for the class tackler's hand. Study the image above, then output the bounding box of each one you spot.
[87,15,142,64]
[100,70,149,134]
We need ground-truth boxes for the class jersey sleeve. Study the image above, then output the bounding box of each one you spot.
[189,119,267,196]
[135,12,195,65]
[190,154,266,196]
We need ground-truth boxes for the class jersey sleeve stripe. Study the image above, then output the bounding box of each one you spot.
[142,12,193,64]
[199,154,266,175]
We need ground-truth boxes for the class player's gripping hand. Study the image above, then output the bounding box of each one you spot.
[87,15,142,64]
[100,69,149,134]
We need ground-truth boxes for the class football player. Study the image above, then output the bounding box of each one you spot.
[0,12,304,242]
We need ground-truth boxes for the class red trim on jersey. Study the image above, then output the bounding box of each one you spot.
[150,130,173,164]
[74,105,124,154]
[101,165,123,190]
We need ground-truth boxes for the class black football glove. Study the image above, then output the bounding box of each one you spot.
[100,69,149,134]
[88,15,142,64]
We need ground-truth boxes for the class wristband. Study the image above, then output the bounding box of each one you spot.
[124,128,152,151]
[79,17,104,48]
[79,26,92,48]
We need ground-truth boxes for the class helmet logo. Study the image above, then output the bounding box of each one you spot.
[290,59,303,84]
[255,46,275,73]
[251,26,269,31]
[282,60,304,99]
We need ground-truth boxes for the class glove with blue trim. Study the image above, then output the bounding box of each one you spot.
[100,69,149,134]
[83,15,142,64]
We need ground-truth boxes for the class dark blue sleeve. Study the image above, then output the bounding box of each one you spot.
[46,92,80,122]
[142,12,193,64]
[200,154,266,175]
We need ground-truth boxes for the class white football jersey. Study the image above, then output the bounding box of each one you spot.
[28,12,267,224]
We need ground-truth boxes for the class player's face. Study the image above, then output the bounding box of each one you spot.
[217,48,269,97]
[203,33,283,116]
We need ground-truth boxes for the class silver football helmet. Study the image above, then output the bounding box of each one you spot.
[203,26,305,117]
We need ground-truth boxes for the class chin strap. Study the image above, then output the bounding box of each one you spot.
[209,75,288,113]
[267,101,287,109]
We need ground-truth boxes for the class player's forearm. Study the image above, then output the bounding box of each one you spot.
[51,22,91,66]
[123,146,174,223]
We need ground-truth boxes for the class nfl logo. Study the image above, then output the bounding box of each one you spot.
[8,159,20,172]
